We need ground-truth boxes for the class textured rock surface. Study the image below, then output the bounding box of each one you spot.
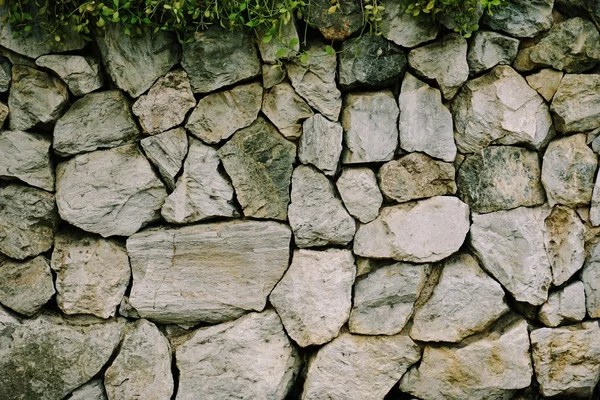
[336,168,382,223]
[380,1,439,48]
[257,18,300,63]
[262,82,312,139]
[0,130,54,191]
[36,55,104,96]
[262,64,286,89]
[482,0,554,37]
[305,0,364,40]
[526,68,564,101]
[69,379,107,400]
[551,74,600,134]
[582,242,600,318]
[545,206,585,286]
[140,128,188,190]
[538,281,586,327]
[0,102,8,128]
[0,57,10,93]
[298,114,343,176]
[467,30,520,74]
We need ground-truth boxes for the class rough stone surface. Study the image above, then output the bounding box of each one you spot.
[551,74,600,134]
[467,30,520,74]
[270,249,355,347]
[262,64,286,89]
[482,0,554,38]
[544,206,585,286]
[140,128,188,190]
[257,19,300,63]
[218,118,295,221]
[555,0,600,29]
[336,168,382,223]
[262,82,313,139]
[56,144,167,238]
[354,196,470,263]
[288,166,356,248]
[305,0,364,40]
[176,310,301,400]
[36,55,104,96]
[299,114,343,176]
[0,102,8,128]
[69,379,107,400]
[51,231,130,319]
[127,220,291,324]
[581,242,600,318]
[526,68,563,102]
[538,281,586,327]
[0,130,54,191]
[0,57,10,93]
[380,1,439,48]
[53,90,140,157]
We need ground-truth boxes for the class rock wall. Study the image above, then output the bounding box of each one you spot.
[1,1,600,399]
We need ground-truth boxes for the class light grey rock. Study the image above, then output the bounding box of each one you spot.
[262,82,313,139]
[140,128,188,190]
[0,130,54,191]
[380,1,439,48]
[398,73,456,162]
[341,91,399,164]
[8,65,68,131]
[0,184,59,260]
[69,379,107,400]
[349,262,430,336]
[162,138,236,224]
[288,165,356,248]
[354,196,470,263]
[452,66,554,153]
[257,19,300,63]
[408,34,469,100]
[410,253,509,343]
[467,30,520,74]
[53,90,140,157]
[590,176,600,226]
[270,249,355,347]
[400,319,532,400]
[299,114,343,176]
[262,64,286,89]
[581,242,600,317]
[538,281,586,327]
[56,144,167,238]
[526,68,564,102]
[551,74,600,134]
[118,296,140,319]
[0,255,55,316]
[176,310,301,400]
[36,55,104,96]
[0,102,8,128]
[302,331,421,400]
[186,82,262,144]
[0,57,11,92]
[336,168,382,223]
[127,220,291,324]
[545,206,585,286]
[470,206,552,306]
[482,0,554,38]
[132,69,196,135]
[105,320,173,400]
[51,231,130,319]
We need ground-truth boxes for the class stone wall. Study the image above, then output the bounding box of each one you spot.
[1,0,600,399]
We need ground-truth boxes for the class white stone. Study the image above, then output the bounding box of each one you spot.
[298,114,343,176]
[539,281,586,327]
[336,168,382,223]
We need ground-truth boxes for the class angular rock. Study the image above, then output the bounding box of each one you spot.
[0,255,55,316]
[105,320,173,400]
[398,73,456,162]
[8,65,68,131]
[257,18,300,63]
[336,168,382,223]
[218,118,295,221]
[354,196,470,263]
[53,90,140,157]
[69,379,107,400]
[349,262,430,336]
[127,220,291,324]
[341,91,399,164]
[288,165,356,248]
[161,138,236,224]
[305,0,364,40]
[176,310,301,400]
[262,64,286,89]
[467,30,520,74]
[140,128,188,190]
[299,114,343,176]
[538,281,586,327]
[551,74,600,134]
[482,0,554,37]
[555,0,600,29]
[581,242,600,317]
[36,55,104,96]
[0,184,58,260]
[262,82,313,139]
[544,206,585,286]
[0,57,10,93]
[0,102,8,128]
[56,144,167,238]
[182,27,260,93]
[51,231,130,319]
[526,68,564,102]
[0,130,54,191]
[380,1,439,48]
[132,69,196,135]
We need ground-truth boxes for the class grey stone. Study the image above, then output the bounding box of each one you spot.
[218,118,295,221]
[551,74,600,134]
[538,281,586,327]
[305,0,364,40]
[288,165,356,248]
[140,128,188,190]
[55,144,167,238]
[0,57,11,92]
[482,0,554,38]
[69,379,107,400]
[354,196,470,263]
[53,90,140,157]
[299,114,343,176]
[336,168,382,223]
[0,130,54,191]
[262,64,286,89]
[380,1,439,48]
[127,220,291,324]
[36,55,104,96]
[257,19,300,63]
[545,206,585,286]
[555,0,600,30]
[467,30,520,74]
[526,68,564,102]
[0,102,7,128]
[262,82,313,139]
[341,91,399,164]
[581,242,600,317]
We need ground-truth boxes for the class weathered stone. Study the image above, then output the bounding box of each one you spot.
[262,82,313,139]
[127,220,291,324]
[470,206,552,305]
[95,26,180,98]
[0,255,55,316]
[411,253,509,343]
[354,196,470,263]
[398,73,456,162]
[262,64,286,89]
[581,242,600,317]
[0,57,11,92]
[186,82,262,144]
[270,249,355,347]
[555,0,600,30]
[162,138,236,224]
[257,19,300,63]
[299,114,343,176]
[140,128,188,190]
[526,68,564,102]
[545,206,585,286]
[380,1,439,48]
[36,55,104,96]
[176,310,301,400]
[467,30,520,74]
[105,320,173,400]
[458,146,545,213]
[182,27,260,93]
[0,102,8,128]
[482,0,554,38]
[132,69,196,135]
[69,379,107,400]
[336,168,382,223]
[408,34,469,100]
[452,66,554,153]
[400,319,532,400]
[53,90,140,157]
[0,184,58,260]
[305,0,364,40]
[51,231,130,319]
[349,262,429,336]
[0,130,54,191]
[302,331,421,399]
[8,65,68,131]
[551,74,600,134]
[341,91,399,164]
[538,281,586,327]
[531,321,600,397]
[56,144,167,238]
[219,118,295,221]
[288,165,356,248]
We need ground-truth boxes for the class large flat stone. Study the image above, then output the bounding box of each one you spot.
[544,206,585,286]
[467,30,520,74]
[262,82,312,139]
[0,130,54,191]
[481,0,554,37]
[380,2,439,48]
[298,114,343,176]
[36,55,104,96]
[551,74,600,134]
[336,167,382,223]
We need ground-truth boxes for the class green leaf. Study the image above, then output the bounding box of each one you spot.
[300,51,309,63]
[276,47,288,58]
[113,0,119,7]
[97,17,106,27]
[262,34,273,43]
[289,37,299,47]
[325,45,334,55]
